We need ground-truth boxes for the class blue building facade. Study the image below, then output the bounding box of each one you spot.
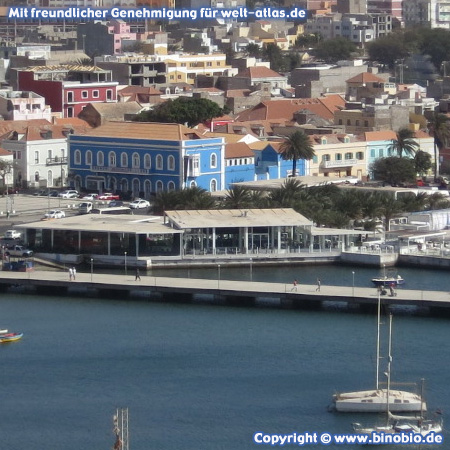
[254,143,307,180]
[68,122,224,197]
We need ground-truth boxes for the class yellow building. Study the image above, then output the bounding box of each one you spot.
[308,133,367,179]
[166,54,231,85]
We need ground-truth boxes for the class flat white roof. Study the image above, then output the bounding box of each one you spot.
[16,214,182,235]
[165,208,313,229]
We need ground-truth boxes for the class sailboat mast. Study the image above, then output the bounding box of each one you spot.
[376,293,381,390]
[386,314,393,424]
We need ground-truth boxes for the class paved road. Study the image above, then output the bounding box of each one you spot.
[0,194,147,235]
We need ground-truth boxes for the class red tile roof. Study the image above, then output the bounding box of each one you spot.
[346,72,385,84]
[235,95,346,122]
[225,142,255,158]
[237,66,284,79]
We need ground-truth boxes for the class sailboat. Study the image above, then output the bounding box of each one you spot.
[352,315,443,435]
[371,265,404,287]
[331,295,425,413]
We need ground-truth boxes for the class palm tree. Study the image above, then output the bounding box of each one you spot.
[223,185,252,209]
[279,130,315,177]
[428,113,450,180]
[390,128,419,158]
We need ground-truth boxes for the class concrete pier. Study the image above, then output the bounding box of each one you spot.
[0,270,449,315]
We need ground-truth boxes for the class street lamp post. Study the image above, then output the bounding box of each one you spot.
[250,257,253,282]
[217,264,221,289]
[90,258,93,282]
[124,252,127,276]
[352,271,355,297]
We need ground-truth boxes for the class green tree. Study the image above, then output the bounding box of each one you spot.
[414,150,432,176]
[416,28,450,70]
[366,34,409,69]
[246,43,261,58]
[378,194,402,231]
[390,128,419,158]
[223,185,252,209]
[313,37,357,63]
[371,157,416,186]
[279,130,315,177]
[428,112,450,180]
[426,192,450,210]
[134,98,228,128]
[263,43,284,72]
[295,33,321,49]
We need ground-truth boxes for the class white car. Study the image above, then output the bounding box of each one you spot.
[44,210,66,219]
[82,193,98,201]
[4,229,21,239]
[129,199,150,209]
[58,190,79,199]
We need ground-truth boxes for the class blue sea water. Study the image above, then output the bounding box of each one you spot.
[1,265,449,449]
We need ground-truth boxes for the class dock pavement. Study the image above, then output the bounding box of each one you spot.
[0,270,449,312]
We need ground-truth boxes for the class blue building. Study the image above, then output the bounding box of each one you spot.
[68,122,225,197]
[224,141,308,188]
[254,142,307,180]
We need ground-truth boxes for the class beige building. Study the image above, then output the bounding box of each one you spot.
[166,54,232,85]
[308,133,367,179]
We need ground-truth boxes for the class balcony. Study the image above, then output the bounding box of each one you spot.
[321,159,358,169]
[46,156,68,166]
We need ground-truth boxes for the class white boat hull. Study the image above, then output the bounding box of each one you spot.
[334,389,426,413]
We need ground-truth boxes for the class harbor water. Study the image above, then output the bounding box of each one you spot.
[1,264,449,449]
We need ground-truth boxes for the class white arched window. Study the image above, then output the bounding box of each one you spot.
[74,150,81,165]
[210,153,217,168]
[190,181,196,188]
[144,154,151,169]
[156,180,163,192]
[97,151,104,166]
[86,150,92,165]
[210,179,217,192]
[34,171,40,182]
[156,154,163,170]
[168,181,175,191]
[109,151,116,167]
[121,152,128,167]
[121,178,128,193]
[47,170,53,186]
[132,152,140,168]
[168,155,175,171]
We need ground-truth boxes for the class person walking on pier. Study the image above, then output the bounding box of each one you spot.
[68,267,73,281]
[135,268,141,281]
[316,278,321,292]
[291,279,298,291]
[72,267,76,281]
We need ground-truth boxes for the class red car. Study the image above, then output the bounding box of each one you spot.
[97,193,120,201]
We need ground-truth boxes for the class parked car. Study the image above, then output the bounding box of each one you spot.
[44,210,66,219]
[58,190,79,199]
[108,200,124,207]
[78,202,93,214]
[98,193,120,201]
[34,189,49,196]
[4,229,21,239]
[48,190,60,197]
[129,199,150,209]
[82,193,98,201]
[5,245,33,258]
